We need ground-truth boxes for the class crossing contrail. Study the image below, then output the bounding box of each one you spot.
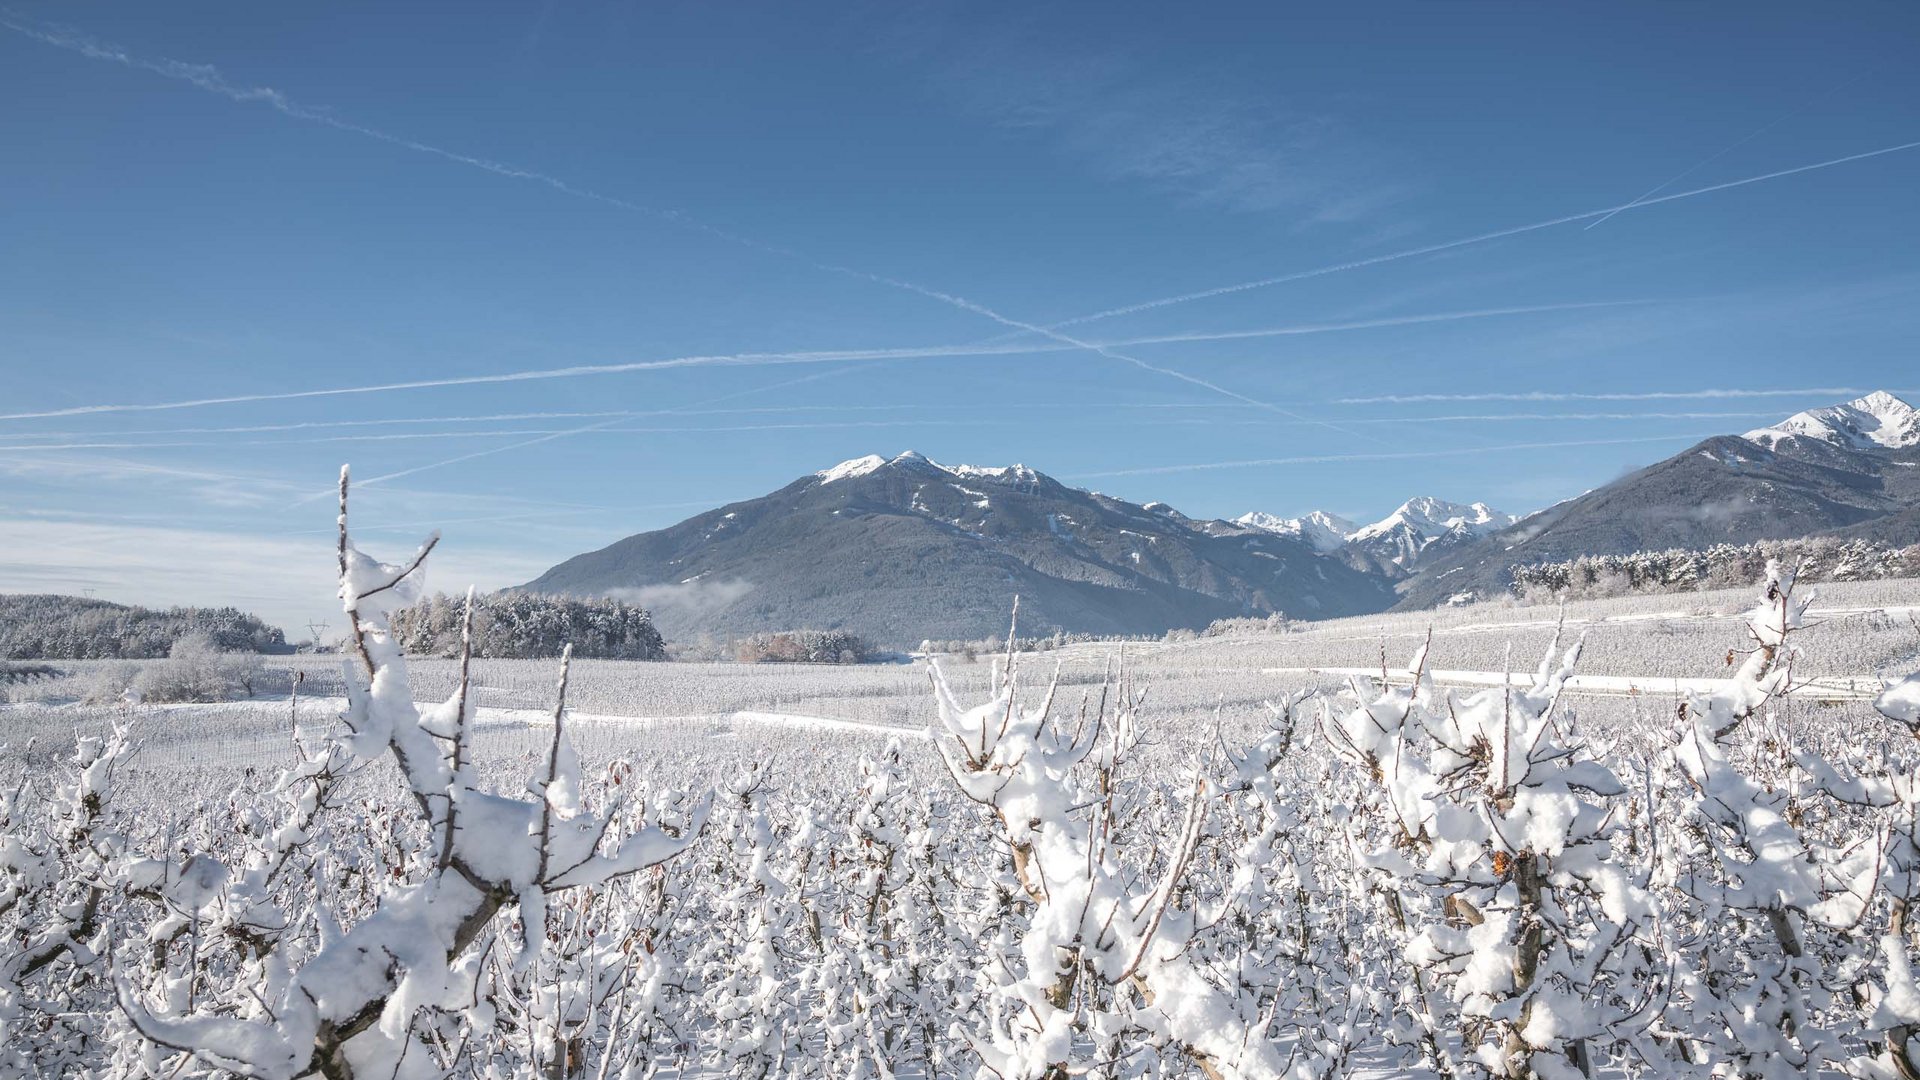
[0,14,1491,434]
[0,408,1789,453]
[0,302,1636,423]
[0,13,1329,418]
[835,271,1380,445]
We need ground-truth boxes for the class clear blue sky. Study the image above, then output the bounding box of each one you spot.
[2,2,1917,634]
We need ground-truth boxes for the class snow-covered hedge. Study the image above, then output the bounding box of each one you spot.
[391,590,666,660]
[1513,536,1920,600]
[731,628,874,664]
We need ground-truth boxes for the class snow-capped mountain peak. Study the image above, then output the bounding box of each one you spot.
[1346,497,1517,568]
[815,451,1051,487]
[1743,391,1920,450]
[1234,510,1356,553]
[1349,497,1509,543]
[815,454,889,483]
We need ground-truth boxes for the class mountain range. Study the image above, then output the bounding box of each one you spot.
[1390,389,1920,608]
[523,392,1920,644]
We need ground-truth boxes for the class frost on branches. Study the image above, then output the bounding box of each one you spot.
[929,619,1286,1080]
[108,468,705,1079]
[7,477,1920,1078]
[1324,630,1651,1079]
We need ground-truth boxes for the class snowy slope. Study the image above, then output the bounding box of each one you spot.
[1398,391,1920,611]
[1345,497,1517,568]
[1234,510,1356,554]
[1744,390,1920,450]
[527,450,1397,643]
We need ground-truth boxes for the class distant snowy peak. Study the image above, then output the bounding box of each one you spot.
[1350,497,1513,543]
[1347,497,1517,568]
[1744,391,1920,450]
[815,455,889,484]
[815,451,1050,487]
[1234,501,1509,563]
[1234,510,1355,553]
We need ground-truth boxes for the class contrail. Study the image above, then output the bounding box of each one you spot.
[1336,387,1890,405]
[346,417,636,491]
[1068,434,1712,479]
[0,13,779,254]
[273,501,723,537]
[838,270,1380,445]
[1044,138,1920,330]
[320,362,876,498]
[1099,300,1642,346]
[0,13,1115,370]
[1342,410,1780,423]
[0,343,1043,421]
[0,418,992,453]
[14,11,1915,440]
[0,302,1633,424]
[0,412,644,438]
[0,408,1790,453]
[0,12,1368,419]
[1,404,1231,440]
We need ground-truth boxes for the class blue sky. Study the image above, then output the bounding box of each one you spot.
[2,2,1918,634]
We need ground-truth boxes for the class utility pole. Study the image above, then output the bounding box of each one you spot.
[306,620,330,651]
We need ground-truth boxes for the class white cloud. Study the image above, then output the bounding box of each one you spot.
[608,579,754,615]
[0,518,550,637]
[904,27,1406,219]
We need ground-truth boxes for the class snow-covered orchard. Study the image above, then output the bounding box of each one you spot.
[4,469,1920,1078]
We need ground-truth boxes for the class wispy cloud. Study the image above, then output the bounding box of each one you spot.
[0,455,300,506]
[892,18,1406,220]
[609,579,754,617]
[0,516,548,632]
[0,12,750,244]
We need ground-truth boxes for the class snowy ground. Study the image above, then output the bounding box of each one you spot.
[6,577,1916,783]
[4,575,1919,1077]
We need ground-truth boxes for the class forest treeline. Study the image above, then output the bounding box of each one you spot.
[1512,536,1920,600]
[0,594,288,659]
[391,591,667,660]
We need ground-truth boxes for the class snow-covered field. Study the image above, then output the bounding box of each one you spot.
[4,559,1920,1078]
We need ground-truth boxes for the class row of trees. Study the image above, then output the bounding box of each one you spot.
[934,613,1293,657]
[1512,536,1920,600]
[390,591,667,660]
[730,628,875,664]
[0,594,288,659]
[74,634,271,704]
[7,476,1920,1076]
